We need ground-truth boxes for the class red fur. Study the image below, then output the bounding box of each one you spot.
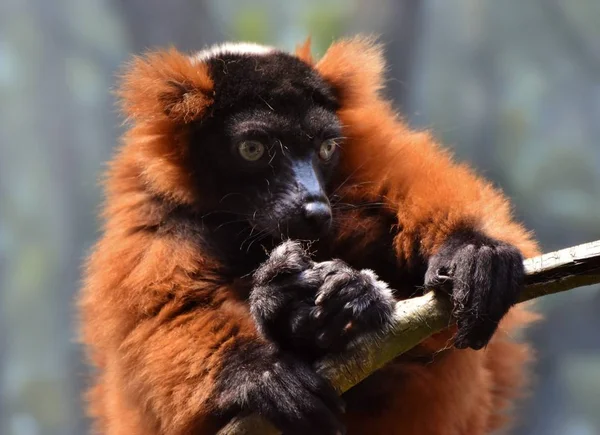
[314,37,539,434]
[295,37,314,65]
[79,37,539,434]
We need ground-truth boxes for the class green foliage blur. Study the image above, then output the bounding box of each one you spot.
[0,1,599,434]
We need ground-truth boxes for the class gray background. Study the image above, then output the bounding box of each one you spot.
[1,0,599,434]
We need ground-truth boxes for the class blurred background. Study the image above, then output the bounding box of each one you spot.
[1,0,599,434]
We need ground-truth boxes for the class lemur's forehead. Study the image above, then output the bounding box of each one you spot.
[192,42,338,114]
[191,42,276,63]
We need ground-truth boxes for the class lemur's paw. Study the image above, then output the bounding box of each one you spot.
[310,260,395,350]
[425,230,524,350]
[251,241,395,359]
[215,343,345,435]
[251,240,319,355]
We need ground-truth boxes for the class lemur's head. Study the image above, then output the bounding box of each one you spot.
[118,38,385,242]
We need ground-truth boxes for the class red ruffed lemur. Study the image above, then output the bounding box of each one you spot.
[79,38,540,435]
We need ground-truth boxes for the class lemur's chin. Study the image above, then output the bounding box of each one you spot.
[263,204,333,241]
[278,222,332,242]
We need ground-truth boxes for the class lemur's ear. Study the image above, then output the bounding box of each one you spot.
[295,37,314,64]
[315,36,386,106]
[118,48,214,123]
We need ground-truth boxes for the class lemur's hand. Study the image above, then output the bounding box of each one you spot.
[215,343,345,435]
[250,241,395,359]
[425,230,525,350]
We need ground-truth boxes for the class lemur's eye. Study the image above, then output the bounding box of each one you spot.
[238,140,265,162]
[318,138,338,161]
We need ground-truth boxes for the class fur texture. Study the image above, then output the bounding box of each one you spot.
[79,37,539,435]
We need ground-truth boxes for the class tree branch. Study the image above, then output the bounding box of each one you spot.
[219,240,600,435]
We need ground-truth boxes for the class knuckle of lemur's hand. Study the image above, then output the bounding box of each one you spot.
[311,260,395,350]
[253,240,314,286]
[215,344,345,435]
[425,231,525,350]
[250,242,395,358]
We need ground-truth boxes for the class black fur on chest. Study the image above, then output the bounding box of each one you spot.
[314,203,427,296]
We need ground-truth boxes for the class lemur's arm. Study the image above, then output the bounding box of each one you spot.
[311,38,539,350]
[81,234,344,435]
[386,131,538,349]
[337,115,539,349]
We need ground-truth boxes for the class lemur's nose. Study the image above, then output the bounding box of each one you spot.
[302,201,332,234]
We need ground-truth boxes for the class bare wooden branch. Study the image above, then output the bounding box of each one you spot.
[219,240,600,435]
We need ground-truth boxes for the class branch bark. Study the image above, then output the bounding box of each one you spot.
[219,240,600,435]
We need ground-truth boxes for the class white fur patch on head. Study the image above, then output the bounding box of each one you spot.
[191,42,276,63]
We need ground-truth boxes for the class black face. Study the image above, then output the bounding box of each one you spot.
[188,51,342,242]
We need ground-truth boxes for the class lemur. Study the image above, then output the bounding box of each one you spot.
[79,38,539,435]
